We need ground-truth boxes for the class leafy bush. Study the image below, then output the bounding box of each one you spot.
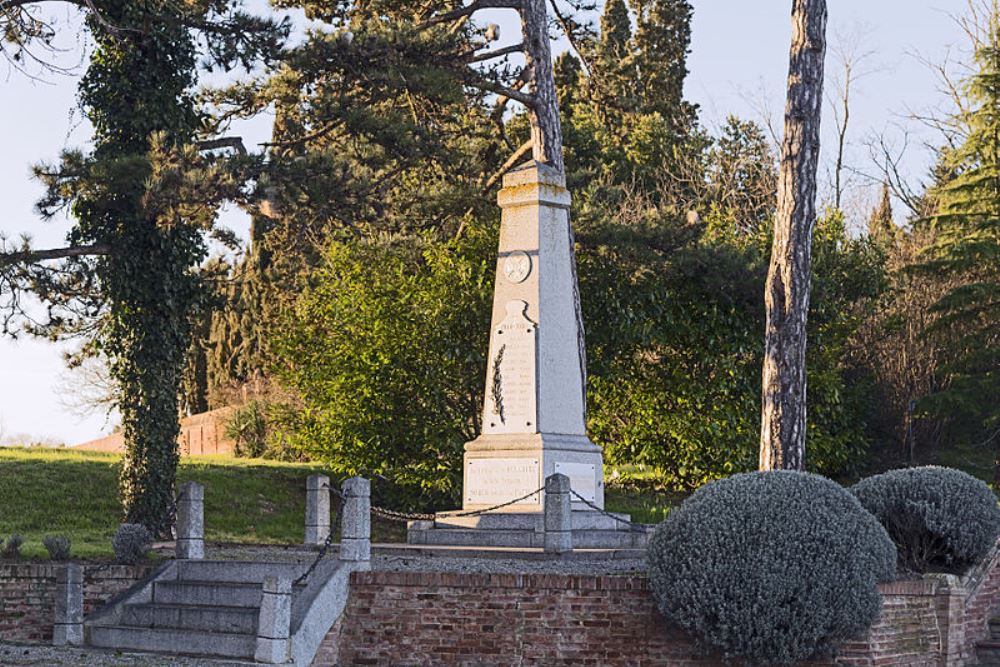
[226,401,268,458]
[648,471,896,666]
[43,535,72,560]
[1,534,23,559]
[112,524,153,565]
[852,466,1000,574]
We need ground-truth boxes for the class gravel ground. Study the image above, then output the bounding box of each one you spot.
[0,643,252,667]
[372,554,647,575]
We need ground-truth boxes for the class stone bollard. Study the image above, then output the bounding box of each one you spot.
[305,474,331,546]
[255,575,292,664]
[544,473,573,554]
[339,477,371,562]
[176,480,205,560]
[52,563,83,646]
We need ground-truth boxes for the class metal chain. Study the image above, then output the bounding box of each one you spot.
[326,482,547,523]
[292,502,343,587]
[569,489,646,533]
[442,487,546,518]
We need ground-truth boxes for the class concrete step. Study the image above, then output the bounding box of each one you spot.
[431,510,634,532]
[408,527,650,549]
[175,559,307,584]
[153,580,264,608]
[87,624,256,659]
[121,602,258,634]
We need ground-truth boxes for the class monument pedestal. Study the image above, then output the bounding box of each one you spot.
[462,434,604,511]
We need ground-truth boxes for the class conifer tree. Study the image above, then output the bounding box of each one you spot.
[868,182,895,243]
[918,3,1000,447]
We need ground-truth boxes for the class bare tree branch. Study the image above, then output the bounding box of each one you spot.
[0,243,111,268]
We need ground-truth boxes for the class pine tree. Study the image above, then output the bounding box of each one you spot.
[867,182,895,243]
[630,0,697,136]
[918,4,1000,447]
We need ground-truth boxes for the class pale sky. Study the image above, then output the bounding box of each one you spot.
[0,1,969,445]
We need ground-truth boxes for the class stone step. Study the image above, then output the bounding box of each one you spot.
[153,580,264,608]
[979,641,1000,665]
[431,510,634,532]
[87,624,256,659]
[175,559,307,584]
[121,602,258,634]
[408,527,651,549]
[989,617,1000,640]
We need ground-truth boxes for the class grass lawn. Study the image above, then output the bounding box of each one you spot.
[0,447,409,559]
[0,447,680,560]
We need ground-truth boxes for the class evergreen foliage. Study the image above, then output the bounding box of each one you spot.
[5,0,287,535]
[648,471,896,666]
[853,466,1000,574]
[915,8,1000,446]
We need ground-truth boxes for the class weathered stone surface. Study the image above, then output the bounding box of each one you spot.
[52,563,83,646]
[461,162,605,513]
[176,481,205,560]
[305,474,330,546]
[544,474,572,554]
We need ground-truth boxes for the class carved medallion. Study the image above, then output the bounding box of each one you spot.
[503,251,532,284]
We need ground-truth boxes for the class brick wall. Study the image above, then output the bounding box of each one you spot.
[317,555,1000,667]
[0,562,152,642]
[74,407,235,456]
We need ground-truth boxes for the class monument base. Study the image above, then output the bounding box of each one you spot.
[462,433,605,511]
[406,510,652,550]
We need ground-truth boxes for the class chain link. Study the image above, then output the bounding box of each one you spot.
[569,489,647,533]
[293,502,343,587]
[326,482,547,523]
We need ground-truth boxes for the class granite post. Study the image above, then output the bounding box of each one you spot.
[462,161,604,511]
[544,473,573,554]
[52,563,83,646]
[255,575,292,664]
[305,474,331,545]
[176,480,204,560]
[339,477,371,562]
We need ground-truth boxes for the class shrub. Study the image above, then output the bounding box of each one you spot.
[1,534,23,559]
[648,471,896,666]
[225,401,268,458]
[112,524,153,565]
[852,466,1000,574]
[43,535,71,561]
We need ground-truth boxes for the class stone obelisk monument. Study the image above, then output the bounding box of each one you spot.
[460,0,604,512]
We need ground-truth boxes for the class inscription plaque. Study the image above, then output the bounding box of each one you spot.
[553,462,597,503]
[485,300,537,433]
[465,458,541,506]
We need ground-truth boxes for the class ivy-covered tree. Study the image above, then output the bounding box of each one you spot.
[0,0,287,534]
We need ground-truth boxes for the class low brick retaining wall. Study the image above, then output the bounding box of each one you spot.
[317,550,1000,667]
[0,562,153,642]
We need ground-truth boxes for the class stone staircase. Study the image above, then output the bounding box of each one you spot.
[86,560,309,661]
[978,617,1000,665]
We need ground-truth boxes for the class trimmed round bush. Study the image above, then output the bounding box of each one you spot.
[112,524,153,565]
[648,471,896,666]
[43,535,72,561]
[852,466,1000,574]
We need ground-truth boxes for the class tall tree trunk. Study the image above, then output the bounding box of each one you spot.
[521,0,564,173]
[759,0,828,471]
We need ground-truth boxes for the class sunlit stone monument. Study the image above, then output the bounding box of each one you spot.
[461,161,605,512]
[406,0,649,548]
